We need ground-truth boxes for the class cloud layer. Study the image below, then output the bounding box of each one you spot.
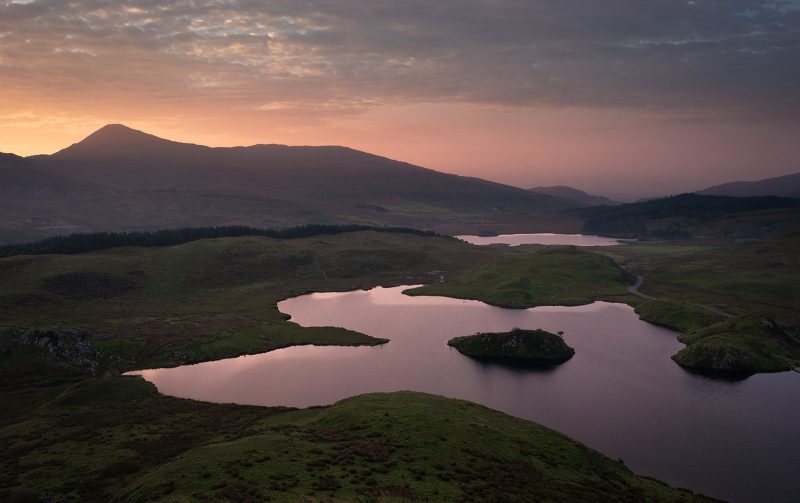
[2,0,799,118]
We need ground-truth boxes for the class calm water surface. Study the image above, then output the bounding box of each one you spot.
[131,286,800,503]
[456,233,624,246]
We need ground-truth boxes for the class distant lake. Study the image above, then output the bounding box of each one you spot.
[456,233,624,246]
[130,286,800,503]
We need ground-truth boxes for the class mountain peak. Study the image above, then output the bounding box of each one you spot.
[52,124,192,160]
[92,123,140,136]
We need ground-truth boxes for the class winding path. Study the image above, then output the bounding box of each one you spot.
[627,275,655,300]
[625,271,733,318]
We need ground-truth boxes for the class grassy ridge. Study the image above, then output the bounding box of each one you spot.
[406,247,631,308]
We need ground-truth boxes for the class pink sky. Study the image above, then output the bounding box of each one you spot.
[1,0,798,200]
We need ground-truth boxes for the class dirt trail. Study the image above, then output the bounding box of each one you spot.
[627,275,655,300]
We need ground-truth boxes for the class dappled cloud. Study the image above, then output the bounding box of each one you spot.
[1,0,799,195]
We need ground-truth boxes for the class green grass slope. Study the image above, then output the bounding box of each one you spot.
[672,316,800,373]
[0,231,494,370]
[599,236,800,373]
[0,366,715,503]
[406,247,630,308]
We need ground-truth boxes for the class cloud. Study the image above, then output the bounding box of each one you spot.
[0,0,798,119]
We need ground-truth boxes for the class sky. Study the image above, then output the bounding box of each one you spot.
[1,0,799,199]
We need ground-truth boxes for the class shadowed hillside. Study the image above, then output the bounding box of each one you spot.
[0,125,583,244]
[42,125,568,210]
[579,193,800,240]
[696,172,800,198]
[529,185,620,207]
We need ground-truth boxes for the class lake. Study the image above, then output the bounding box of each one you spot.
[130,286,800,503]
[456,233,624,246]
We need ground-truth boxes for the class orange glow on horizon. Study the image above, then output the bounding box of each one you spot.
[2,103,798,200]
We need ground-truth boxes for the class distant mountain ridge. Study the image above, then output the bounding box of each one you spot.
[0,124,584,244]
[579,193,800,240]
[696,172,800,198]
[35,124,571,210]
[528,185,620,207]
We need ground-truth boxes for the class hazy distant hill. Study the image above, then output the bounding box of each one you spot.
[0,152,100,199]
[696,172,800,198]
[1,125,583,244]
[40,125,570,211]
[529,185,620,207]
[579,193,800,240]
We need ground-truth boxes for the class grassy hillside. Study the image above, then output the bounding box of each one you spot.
[0,361,714,503]
[407,247,631,308]
[606,235,800,324]
[599,236,800,373]
[0,231,494,369]
[3,228,796,376]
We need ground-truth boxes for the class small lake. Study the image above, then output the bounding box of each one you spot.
[456,233,624,246]
[130,286,800,503]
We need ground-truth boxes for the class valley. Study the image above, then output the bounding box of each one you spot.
[2,227,799,501]
[4,2,799,501]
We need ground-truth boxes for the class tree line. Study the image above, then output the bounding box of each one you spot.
[0,224,440,258]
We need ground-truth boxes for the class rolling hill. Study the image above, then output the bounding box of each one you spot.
[1,125,583,244]
[696,172,800,198]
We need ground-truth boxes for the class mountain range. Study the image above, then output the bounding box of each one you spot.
[1,125,585,244]
[3,124,798,245]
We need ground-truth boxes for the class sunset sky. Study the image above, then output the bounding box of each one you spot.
[1,0,799,199]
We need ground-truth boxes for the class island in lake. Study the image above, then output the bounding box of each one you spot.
[448,328,575,364]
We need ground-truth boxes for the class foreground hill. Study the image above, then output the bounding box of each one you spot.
[0,124,582,244]
[529,185,620,207]
[696,172,800,198]
[0,374,711,503]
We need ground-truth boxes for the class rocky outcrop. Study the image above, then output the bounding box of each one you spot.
[21,328,103,375]
[672,343,756,374]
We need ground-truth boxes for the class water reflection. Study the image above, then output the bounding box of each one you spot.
[456,233,625,246]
